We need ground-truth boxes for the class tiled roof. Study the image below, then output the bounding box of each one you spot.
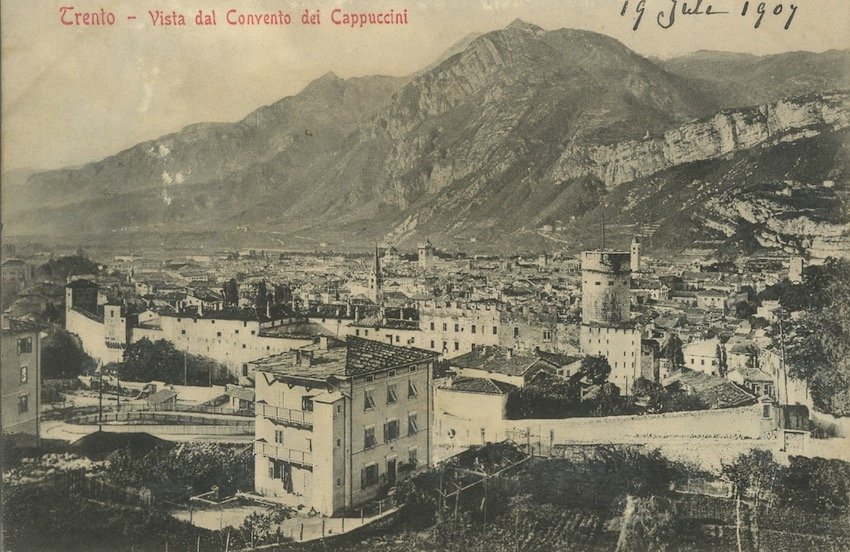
[449,347,557,377]
[254,335,437,381]
[441,376,516,395]
[663,369,756,409]
[536,351,582,367]
[344,335,438,376]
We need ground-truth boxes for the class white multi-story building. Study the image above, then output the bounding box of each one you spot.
[252,336,438,515]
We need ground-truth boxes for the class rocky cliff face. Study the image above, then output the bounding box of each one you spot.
[547,93,850,189]
[5,21,849,257]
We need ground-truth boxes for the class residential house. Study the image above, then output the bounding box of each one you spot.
[252,336,438,515]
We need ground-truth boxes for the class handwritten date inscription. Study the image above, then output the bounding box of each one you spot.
[622,0,798,31]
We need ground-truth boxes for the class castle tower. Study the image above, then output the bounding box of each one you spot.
[368,244,383,304]
[581,251,631,325]
[630,237,641,273]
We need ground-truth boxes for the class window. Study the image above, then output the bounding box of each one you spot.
[337,438,341,447]
[408,413,419,434]
[251,330,256,335]
[275,430,284,444]
[409,447,418,467]
[388,370,396,377]
[454,323,459,332]
[454,342,459,351]
[364,389,376,410]
[493,326,498,335]
[385,419,400,441]
[364,427,376,449]
[387,384,398,404]
[543,330,552,341]
[302,396,314,411]
[471,325,477,334]
[306,438,312,452]
[430,340,435,348]
[442,323,447,332]
[20,365,28,384]
[356,329,360,336]
[16,337,32,354]
[430,322,435,331]
[181,329,186,335]
[762,404,771,418]
[361,464,379,489]
[514,327,519,338]
[216,332,222,337]
[408,380,419,398]
[18,395,28,414]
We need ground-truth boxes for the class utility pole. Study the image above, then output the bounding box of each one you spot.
[116,365,121,412]
[98,362,103,432]
[778,312,789,406]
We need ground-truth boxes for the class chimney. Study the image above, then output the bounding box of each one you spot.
[295,350,302,365]
[304,350,314,367]
[355,306,361,322]
[1,313,10,331]
[319,335,329,350]
[266,301,271,319]
[506,348,513,359]
[346,300,352,317]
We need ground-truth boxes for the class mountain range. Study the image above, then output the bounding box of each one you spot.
[4,20,849,257]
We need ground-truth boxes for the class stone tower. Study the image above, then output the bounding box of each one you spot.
[630,237,641,273]
[581,251,631,325]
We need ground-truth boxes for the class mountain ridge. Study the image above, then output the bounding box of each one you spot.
[5,23,849,258]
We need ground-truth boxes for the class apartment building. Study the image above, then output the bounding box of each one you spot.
[1,317,42,445]
[252,335,438,515]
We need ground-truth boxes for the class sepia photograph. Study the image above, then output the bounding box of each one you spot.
[1,0,849,550]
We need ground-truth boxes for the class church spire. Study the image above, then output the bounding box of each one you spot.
[369,243,383,304]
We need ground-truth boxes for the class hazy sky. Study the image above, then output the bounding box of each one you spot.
[2,0,849,172]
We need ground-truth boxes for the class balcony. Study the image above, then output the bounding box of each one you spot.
[254,441,313,470]
[256,403,313,430]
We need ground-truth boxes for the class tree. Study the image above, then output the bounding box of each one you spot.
[722,449,780,552]
[223,278,239,306]
[41,329,97,379]
[255,280,268,316]
[577,355,611,386]
[717,343,728,378]
[665,334,684,370]
[38,255,99,282]
[734,301,756,320]
[121,338,230,385]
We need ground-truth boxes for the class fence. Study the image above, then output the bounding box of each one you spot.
[8,471,156,509]
[68,411,254,427]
